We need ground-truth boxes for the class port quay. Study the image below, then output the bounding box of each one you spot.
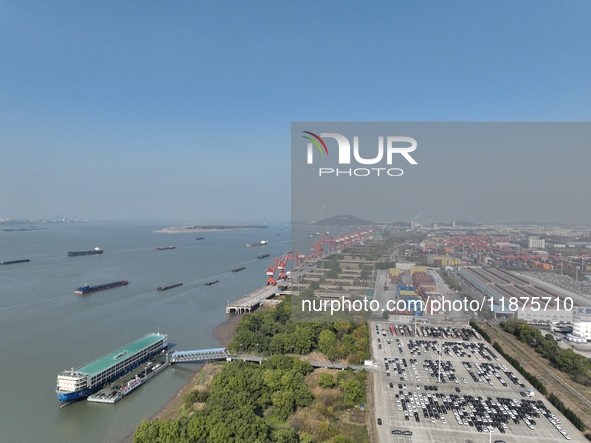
[225,284,282,314]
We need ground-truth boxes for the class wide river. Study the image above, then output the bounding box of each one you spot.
[0,221,303,443]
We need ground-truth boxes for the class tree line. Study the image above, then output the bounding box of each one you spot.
[229,296,370,364]
[500,319,591,385]
[471,320,587,434]
[134,355,367,443]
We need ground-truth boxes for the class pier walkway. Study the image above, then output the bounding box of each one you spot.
[231,354,363,370]
[169,348,230,363]
[167,348,363,371]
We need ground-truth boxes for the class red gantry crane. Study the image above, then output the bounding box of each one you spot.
[266,257,279,286]
[266,251,296,285]
[277,251,292,281]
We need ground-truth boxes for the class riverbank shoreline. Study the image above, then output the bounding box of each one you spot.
[153,315,242,416]
[121,313,243,442]
[155,314,242,417]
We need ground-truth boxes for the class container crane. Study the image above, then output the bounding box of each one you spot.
[277,252,292,281]
[266,257,278,286]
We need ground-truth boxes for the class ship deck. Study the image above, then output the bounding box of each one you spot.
[77,333,165,376]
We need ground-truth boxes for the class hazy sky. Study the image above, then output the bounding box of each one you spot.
[1,1,590,222]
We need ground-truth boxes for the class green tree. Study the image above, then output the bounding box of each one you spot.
[341,379,364,405]
[300,288,315,298]
[318,329,337,356]
[271,427,299,443]
[319,372,336,388]
[333,322,352,338]
[272,390,296,420]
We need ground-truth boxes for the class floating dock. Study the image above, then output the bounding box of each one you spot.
[87,354,169,404]
[225,284,283,314]
[87,349,230,404]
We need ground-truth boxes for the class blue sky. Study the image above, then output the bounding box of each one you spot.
[1,1,590,222]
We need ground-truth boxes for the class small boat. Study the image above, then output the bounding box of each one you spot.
[205,280,219,286]
[156,245,175,250]
[257,254,270,259]
[232,267,246,272]
[195,237,205,240]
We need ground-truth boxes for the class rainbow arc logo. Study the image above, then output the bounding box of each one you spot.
[302,131,328,155]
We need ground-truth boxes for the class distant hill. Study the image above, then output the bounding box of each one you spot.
[311,215,375,227]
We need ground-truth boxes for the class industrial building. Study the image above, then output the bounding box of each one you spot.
[459,267,580,323]
[395,262,415,271]
[572,310,591,339]
[528,236,546,249]
[425,255,462,267]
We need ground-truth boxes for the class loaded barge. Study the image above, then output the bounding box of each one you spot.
[56,333,168,403]
[0,259,30,265]
[74,280,128,294]
[157,282,183,291]
[67,247,103,256]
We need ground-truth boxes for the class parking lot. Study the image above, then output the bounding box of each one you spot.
[371,320,585,443]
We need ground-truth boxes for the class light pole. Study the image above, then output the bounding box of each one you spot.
[438,339,441,384]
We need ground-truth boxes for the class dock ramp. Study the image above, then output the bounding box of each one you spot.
[169,348,230,363]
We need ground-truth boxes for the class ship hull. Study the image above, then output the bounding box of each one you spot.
[67,250,103,256]
[0,259,30,265]
[74,280,128,294]
[56,387,99,402]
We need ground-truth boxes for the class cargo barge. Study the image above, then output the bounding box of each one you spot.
[205,280,219,285]
[195,237,205,240]
[0,259,30,265]
[246,240,268,247]
[156,245,175,250]
[56,333,168,403]
[232,267,246,272]
[74,280,128,294]
[257,254,270,259]
[157,282,183,291]
[67,247,103,256]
